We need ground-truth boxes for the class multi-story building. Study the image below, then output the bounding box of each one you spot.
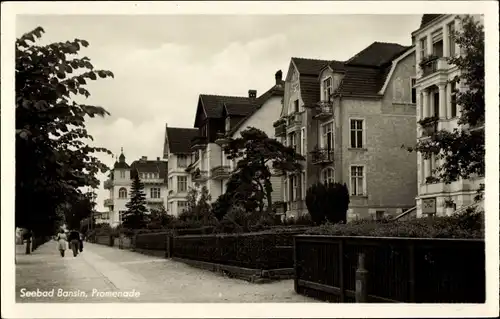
[103,150,168,226]
[412,14,484,217]
[163,125,199,216]
[274,42,419,220]
[187,70,285,204]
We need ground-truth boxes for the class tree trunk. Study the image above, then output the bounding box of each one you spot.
[25,237,31,254]
[266,191,273,216]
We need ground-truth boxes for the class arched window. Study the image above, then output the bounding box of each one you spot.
[118,187,127,199]
[321,167,334,185]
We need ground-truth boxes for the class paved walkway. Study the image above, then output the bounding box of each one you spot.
[15,241,313,303]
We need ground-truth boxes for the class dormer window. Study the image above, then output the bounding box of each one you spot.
[225,117,230,132]
[322,77,333,102]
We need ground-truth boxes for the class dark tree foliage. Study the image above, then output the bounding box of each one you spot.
[211,192,233,221]
[64,191,95,230]
[224,127,305,218]
[178,186,216,226]
[122,174,148,229]
[148,203,174,229]
[305,182,350,225]
[405,15,484,196]
[16,27,113,237]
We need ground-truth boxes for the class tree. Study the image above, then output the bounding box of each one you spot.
[148,203,174,229]
[64,191,95,230]
[405,15,484,198]
[122,174,148,229]
[16,27,114,240]
[211,192,233,221]
[178,186,214,227]
[305,182,350,225]
[224,127,305,219]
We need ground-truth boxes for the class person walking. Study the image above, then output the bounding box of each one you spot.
[68,230,80,257]
[55,229,67,257]
[79,232,84,253]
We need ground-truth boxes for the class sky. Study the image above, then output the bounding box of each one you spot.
[16,14,422,211]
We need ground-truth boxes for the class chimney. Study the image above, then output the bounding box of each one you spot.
[156,157,160,161]
[141,156,147,161]
[275,70,283,85]
[248,89,257,99]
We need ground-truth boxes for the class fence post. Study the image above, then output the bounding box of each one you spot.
[355,252,368,303]
[165,234,171,258]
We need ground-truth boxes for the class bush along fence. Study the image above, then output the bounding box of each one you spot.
[293,235,485,303]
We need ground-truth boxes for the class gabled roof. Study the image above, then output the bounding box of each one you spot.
[224,102,259,117]
[227,80,285,135]
[345,42,410,68]
[130,159,168,180]
[335,65,388,97]
[166,127,199,154]
[291,57,330,76]
[420,14,444,29]
[199,95,253,119]
[299,76,321,107]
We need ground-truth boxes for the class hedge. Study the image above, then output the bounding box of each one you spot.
[172,228,309,270]
[134,231,171,250]
[305,211,484,239]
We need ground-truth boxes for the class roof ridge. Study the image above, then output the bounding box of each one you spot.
[200,93,249,99]
[292,56,330,62]
[167,126,198,130]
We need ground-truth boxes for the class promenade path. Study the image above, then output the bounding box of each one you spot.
[15,241,313,303]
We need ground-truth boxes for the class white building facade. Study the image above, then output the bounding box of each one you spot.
[103,151,168,226]
[412,14,484,217]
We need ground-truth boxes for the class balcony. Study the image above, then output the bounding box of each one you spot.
[273,118,286,137]
[286,112,303,132]
[146,197,164,204]
[421,121,438,137]
[103,179,113,189]
[192,168,209,183]
[141,177,164,184]
[191,136,208,150]
[104,198,113,207]
[313,101,334,120]
[310,148,334,165]
[420,56,449,78]
[211,165,231,180]
[215,132,231,146]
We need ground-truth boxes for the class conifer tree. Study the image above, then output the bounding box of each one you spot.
[122,174,148,229]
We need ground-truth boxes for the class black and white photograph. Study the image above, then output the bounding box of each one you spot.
[1,1,498,318]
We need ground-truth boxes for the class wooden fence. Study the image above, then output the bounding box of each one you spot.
[294,235,485,303]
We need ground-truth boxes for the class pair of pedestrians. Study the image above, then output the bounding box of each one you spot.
[56,229,83,257]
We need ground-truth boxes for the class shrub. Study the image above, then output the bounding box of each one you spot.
[305,182,349,225]
[211,193,233,221]
[305,209,484,239]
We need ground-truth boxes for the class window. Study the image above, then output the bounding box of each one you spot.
[322,77,333,102]
[419,37,427,59]
[177,176,187,192]
[178,201,188,213]
[178,154,187,168]
[120,170,125,178]
[450,82,457,118]
[150,187,161,198]
[118,187,127,199]
[225,117,231,132]
[300,128,306,155]
[168,177,173,190]
[448,22,456,56]
[350,166,365,196]
[292,175,298,201]
[321,122,334,150]
[293,100,299,113]
[289,132,297,152]
[283,178,288,202]
[433,91,440,117]
[322,167,334,185]
[301,171,306,199]
[350,119,364,149]
[411,78,417,104]
[119,210,127,223]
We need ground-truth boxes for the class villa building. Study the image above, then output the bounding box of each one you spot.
[274,42,419,221]
[412,14,484,217]
[103,150,168,226]
[163,126,199,216]
[187,70,285,204]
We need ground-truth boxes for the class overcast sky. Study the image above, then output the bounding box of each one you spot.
[16,14,422,211]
